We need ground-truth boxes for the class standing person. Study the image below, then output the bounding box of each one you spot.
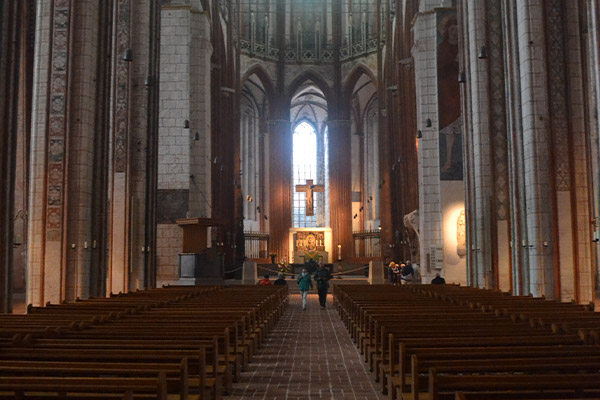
[297,268,312,311]
[389,262,399,284]
[400,263,414,285]
[313,262,332,309]
[258,274,272,285]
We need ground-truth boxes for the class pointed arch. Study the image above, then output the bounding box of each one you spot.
[342,63,378,107]
[240,64,275,107]
[286,70,333,106]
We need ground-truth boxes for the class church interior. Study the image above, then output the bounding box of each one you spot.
[1,0,600,398]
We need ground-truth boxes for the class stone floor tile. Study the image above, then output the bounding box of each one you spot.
[224,293,385,400]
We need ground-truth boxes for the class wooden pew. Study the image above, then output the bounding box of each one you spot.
[0,372,168,400]
[0,285,288,400]
[333,284,599,400]
[420,369,600,400]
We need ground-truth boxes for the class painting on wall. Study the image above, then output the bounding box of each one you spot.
[437,9,463,181]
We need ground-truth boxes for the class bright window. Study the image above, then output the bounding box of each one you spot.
[292,122,318,227]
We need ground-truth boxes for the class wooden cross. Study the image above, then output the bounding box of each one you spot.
[295,179,324,216]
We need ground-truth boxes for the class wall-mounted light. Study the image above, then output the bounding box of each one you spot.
[123,49,133,62]
[221,86,235,94]
[194,132,200,141]
[144,76,152,88]
[416,130,423,139]
[353,214,358,219]
[264,215,268,220]
[425,118,432,127]
[458,71,466,83]
[183,119,190,129]
[478,45,488,59]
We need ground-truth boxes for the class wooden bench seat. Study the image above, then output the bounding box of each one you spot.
[0,374,169,400]
[406,354,600,400]
[408,370,600,400]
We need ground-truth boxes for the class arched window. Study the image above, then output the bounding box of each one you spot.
[292,121,319,227]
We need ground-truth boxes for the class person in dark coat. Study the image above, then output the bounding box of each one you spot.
[313,263,332,309]
[389,262,400,284]
[400,263,414,284]
[274,273,287,286]
[431,273,446,285]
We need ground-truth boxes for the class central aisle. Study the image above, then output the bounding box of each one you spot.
[225,293,384,400]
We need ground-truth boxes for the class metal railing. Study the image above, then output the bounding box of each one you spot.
[353,230,381,258]
[244,231,270,260]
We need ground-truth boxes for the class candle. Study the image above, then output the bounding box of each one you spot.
[337,244,342,260]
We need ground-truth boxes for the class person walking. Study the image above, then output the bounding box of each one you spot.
[313,263,332,309]
[297,268,312,311]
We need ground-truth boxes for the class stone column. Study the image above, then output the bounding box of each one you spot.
[0,0,21,312]
[412,10,443,283]
[328,119,353,260]
[156,0,212,286]
[63,1,103,300]
[28,0,76,305]
[588,0,600,298]
[158,0,211,283]
[516,0,555,298]
[267,119,292,262]
[463,1,492,288]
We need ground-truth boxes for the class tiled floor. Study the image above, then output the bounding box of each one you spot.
[224,293,384,400]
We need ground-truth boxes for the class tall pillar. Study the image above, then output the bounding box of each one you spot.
[588,0,600,298]
[156,0,212,286]
[328,120,353,260]
[515,0,555,298]
[0,0,21,312]
[107,0,159,294]
[462,0,493,288]
[413,10,442,282]
[29,0,77,305]
[28,0,159,304]
[267,119,292,262]
[412,7,471,284]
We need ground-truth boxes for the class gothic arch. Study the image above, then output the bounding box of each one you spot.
[286,70,333,107]
[240,65,275,108]
[342,64,377,114]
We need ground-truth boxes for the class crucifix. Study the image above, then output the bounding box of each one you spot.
[295,179,325,216]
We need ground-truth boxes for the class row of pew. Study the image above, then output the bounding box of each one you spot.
[0,285,288,399]
[333,284,600,400]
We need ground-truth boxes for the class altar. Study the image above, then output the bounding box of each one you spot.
[288,227,333,264]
